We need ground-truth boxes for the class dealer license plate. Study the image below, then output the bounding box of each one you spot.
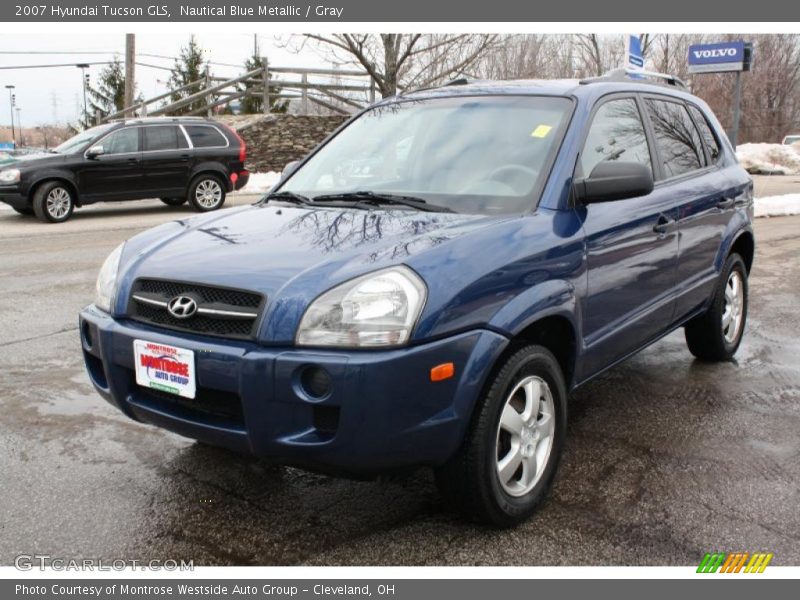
[133,339,196,399]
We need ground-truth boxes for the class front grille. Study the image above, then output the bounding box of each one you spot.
[128,370,245,429]
[128,278,264,340]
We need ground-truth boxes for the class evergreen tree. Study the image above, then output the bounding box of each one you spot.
[83,57,126,126]
[167,36,208,115]
[238,49,288,114]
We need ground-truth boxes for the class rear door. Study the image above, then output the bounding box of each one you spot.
[578,95,680,376]
[78,126,143,200]
[140,125,192,197]
[642,97,732,320]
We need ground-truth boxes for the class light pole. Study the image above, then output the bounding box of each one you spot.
[76,64,89,127]
[5,85,15,148]
[15,107,22,147]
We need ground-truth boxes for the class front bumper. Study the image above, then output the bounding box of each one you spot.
[79,305,508,475]
[0,186,27,209]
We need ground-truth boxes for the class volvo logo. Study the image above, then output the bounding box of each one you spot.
[167,295,198,319]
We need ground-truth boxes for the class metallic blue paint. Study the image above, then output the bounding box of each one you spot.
[80,79,754,474]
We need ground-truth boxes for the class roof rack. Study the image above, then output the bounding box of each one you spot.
[580,67,687,90]
[109,116,207,124]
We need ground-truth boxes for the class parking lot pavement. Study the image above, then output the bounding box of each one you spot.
[1,204,798,567]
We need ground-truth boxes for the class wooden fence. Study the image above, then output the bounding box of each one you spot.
[100,62,375,123]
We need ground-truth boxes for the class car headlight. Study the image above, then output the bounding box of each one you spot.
[95,243,125,313]
[0,169,20,184]
[296,266,427,348]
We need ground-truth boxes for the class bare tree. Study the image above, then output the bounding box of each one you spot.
[293,34,500,97]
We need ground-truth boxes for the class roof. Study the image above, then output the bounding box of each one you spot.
[400,69,698,104]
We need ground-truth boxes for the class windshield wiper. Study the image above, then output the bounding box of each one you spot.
[259,191,315,207]
[313,191,453,213]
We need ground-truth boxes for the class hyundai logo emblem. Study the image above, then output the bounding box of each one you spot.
[167,295,198,319]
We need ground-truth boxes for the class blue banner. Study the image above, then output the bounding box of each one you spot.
[688,41,745,73]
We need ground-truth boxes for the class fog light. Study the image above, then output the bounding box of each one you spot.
[300,366,332,399]
[81,321,93,350]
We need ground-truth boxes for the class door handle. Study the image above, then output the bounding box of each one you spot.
[179,154,191,161]
[126,157,139,163]
[653,214,675,235]
[717,197,735,209]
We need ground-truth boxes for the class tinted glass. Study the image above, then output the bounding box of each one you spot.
[103,128,139,154]
[143,126,186,151]
[687,105,720,162]
[646,99,706,178]
[282,96,573,215]
[185,125,228,148]
[580,98,651,178]
[54,123,115,154]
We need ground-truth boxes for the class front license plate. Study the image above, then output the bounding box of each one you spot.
[133,339,196,399]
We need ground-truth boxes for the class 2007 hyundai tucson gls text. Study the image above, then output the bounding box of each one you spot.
[0,117,249,223]
[79,71,754,526]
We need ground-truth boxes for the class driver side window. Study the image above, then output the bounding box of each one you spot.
[580,98,651,179]
[102,128,139,155]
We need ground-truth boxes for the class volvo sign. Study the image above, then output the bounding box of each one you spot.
[688,41,750,73]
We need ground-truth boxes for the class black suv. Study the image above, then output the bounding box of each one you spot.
[0,117,249,223]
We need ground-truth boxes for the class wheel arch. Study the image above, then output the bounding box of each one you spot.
[29,175,81,206]
[189,164,231,191]
[729,229,755,274]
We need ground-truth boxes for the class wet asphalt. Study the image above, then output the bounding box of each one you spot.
[0,201,798,566]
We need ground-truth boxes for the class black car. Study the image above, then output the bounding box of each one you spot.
[0,117,250,223]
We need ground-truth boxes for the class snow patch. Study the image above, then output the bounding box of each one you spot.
[754,194,800,218]
[240,171,281,194]
[736,143,800,175]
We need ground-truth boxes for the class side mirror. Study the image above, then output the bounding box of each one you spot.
[282,160,299,178]
[86,145,105,159]
[574,161,654,204]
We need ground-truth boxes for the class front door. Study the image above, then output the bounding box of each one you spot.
[577,96,679,377]
[79,127,143,200]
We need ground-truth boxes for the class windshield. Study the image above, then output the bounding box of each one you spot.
[280,95,572,215]
[53,124,115,154]
[784,136,800,145]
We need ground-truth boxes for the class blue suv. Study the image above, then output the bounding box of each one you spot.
[79,70,754,526]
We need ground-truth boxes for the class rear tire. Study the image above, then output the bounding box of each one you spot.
[160,197,187,207]
[435,344,567,527]
[684,253,748,361]
[188,175,226,212]
[32,181,75,223]
[12,206,34,216]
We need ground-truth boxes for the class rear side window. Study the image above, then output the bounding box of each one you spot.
[184,125,228,148]
[687,104,721,163]
[645,99,706,178]
[102,128,139,154]
[143,126,187,151]
[580,98,652,178]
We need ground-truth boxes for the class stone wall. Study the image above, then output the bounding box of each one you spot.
[231,114,349,173]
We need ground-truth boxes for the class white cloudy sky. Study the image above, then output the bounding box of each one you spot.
[0,33,328,125]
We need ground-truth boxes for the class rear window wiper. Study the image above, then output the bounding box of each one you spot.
[313,191,453,213]
[259,191,315,207]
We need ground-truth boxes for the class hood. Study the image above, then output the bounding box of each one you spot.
[120,203,508,305]
[2,152,68,169]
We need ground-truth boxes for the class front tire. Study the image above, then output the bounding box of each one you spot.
[684,253,748,361]
[188,175,226,212]
[32,182,75,223]
[435,344,567,527]
[160,197,187,207]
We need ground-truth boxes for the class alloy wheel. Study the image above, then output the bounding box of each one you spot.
[495,375,556,497]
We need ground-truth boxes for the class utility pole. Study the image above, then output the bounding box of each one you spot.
[5,85,15,148]
[76,63,89,128]
[124,34,136,117]
[15,107,22,147]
